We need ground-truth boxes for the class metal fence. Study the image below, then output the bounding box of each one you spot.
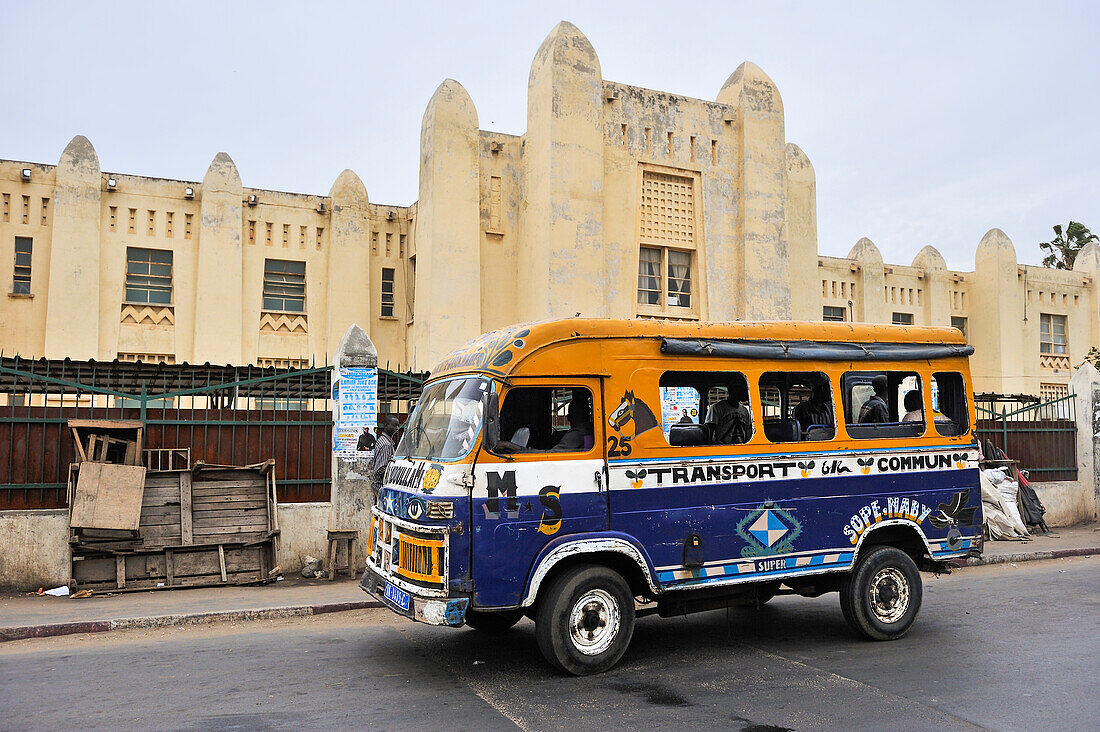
[975,393,1077,482]
[0,356,425,510]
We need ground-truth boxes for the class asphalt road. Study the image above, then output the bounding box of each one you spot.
[1,556,1097,731]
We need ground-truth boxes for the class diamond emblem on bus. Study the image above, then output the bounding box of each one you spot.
[748,510,789,548]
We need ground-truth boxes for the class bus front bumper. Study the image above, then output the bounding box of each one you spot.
[360,567,469,627]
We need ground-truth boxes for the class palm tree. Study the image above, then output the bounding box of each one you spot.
[1040,221,1098,270]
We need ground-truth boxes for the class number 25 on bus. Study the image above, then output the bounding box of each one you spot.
[360,319,982,675]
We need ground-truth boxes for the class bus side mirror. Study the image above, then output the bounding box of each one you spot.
[485,391,500,449]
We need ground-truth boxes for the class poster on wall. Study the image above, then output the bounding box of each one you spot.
[660,386,700,437]
[333,366,378,457]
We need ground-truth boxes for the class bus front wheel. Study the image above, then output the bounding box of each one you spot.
[535,564,635,675]
[840,545,922,640]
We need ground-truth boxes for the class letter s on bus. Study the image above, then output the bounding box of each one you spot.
[843,523,857,545]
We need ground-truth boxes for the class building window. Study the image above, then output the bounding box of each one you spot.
[262,259,306,312]
[13,237,32,294]
[951,316,967,338]
[892,312,913,326]
[381,267,395,318]
[1040,313,1067,354]
[125,247,173,305]
[823,306,846,322]
[637,171,697,315]
[407,257,415,324]
[637,246,692,309]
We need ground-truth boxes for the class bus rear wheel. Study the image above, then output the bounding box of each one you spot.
[464,608,524,633]
[840,546,922,640]
[535,564,635,675]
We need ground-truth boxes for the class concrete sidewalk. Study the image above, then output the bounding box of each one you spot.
[2,523,1097,643]
[0,576,378,642]
[966,522,1099,565]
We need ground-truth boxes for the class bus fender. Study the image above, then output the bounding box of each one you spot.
[851,519,934,563]
[520,532,660,607]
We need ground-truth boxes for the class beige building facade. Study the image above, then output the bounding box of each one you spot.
[2,21,1097,397]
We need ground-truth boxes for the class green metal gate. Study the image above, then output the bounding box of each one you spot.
[0,356,425,510]
[975,393,1077,482]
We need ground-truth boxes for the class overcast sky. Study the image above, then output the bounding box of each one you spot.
[4,1,1097,270]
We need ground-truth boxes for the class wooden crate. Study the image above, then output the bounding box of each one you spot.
[70,461,280,591]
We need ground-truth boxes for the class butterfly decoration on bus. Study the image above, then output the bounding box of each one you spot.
[796,460,815,478]
[624,468,648,489]
[856,457,875,475]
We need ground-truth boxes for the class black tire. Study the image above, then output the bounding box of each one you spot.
[840,546,922,640]
[464,608,524,633]
[535,564,635,675]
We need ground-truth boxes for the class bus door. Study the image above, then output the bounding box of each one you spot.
[470,377,608,607]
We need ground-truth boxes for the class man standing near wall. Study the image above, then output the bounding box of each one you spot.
[370,415,399,492]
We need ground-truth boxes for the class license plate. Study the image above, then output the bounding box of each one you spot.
[384,581,410,611]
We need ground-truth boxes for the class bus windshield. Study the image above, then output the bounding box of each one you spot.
[397,376,490,461]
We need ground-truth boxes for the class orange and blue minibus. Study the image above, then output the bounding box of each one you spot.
[360,319,982,674]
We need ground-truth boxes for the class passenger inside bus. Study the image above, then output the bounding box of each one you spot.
[903,389,954,426]
[704,382,752,444]
[858,375,890,423]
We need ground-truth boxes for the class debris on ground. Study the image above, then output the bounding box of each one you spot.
[301,556,323,578]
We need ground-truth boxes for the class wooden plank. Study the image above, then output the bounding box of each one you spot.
[69,463,147,531]
[72,428,88,462]
[191,516,267,528]
[116,555,126,589]
[192,524,270,535]
[189,493,266,506]
[180,471,193,545]
[68,419,145,429]
[166,549,174,585]
[218,545,227,582]
[192,479,267,491]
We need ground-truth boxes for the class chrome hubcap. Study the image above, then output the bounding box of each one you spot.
[568,589,620,656]
[868,567,910,623]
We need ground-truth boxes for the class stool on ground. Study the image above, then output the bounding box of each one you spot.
[326,529,358,581]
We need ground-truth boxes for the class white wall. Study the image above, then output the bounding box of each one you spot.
[0,510,69,590]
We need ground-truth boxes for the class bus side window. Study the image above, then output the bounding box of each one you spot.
[842,371,925,439]
[931,372,969,436]
[659,371,753,447]
[758,371,836,442]
[495,386,595,454]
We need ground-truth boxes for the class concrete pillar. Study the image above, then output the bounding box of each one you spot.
[718,62,789,320]
[912,245,951,327]
[44,136,101,360]
[412,79,482,370]
[848,237,886,323]
[1070,363,1100,521]
[193,153,244,364]
[972,229,1024,393]
[331,323,378,573]
[785,143,818,321]
[519,21,606,321]
[325,170,371,360]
